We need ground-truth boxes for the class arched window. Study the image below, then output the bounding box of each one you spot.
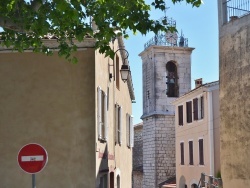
[166,61,178,97]
[191,183,198,188]
[117,175,120,188]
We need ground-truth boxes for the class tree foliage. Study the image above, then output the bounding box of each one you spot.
[0,0,202,63]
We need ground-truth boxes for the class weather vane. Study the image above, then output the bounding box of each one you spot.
[163,0,170,19]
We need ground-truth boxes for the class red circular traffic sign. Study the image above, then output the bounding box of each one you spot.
[17,143,48,174]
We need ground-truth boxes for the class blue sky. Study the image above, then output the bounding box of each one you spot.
[124,0,219,124]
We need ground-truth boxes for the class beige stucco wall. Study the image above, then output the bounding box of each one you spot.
[218,4,250,187]
[95,39,133,188]
[174,84,220,188]
[0,49,96,187]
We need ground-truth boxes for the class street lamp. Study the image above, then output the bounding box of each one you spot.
[120,64,130,83]
[115,48,130,83]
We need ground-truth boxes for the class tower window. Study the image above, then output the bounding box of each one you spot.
[166,61,178,97]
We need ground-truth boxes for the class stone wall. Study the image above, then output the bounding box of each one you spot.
[133,123,143,169]
[142,115,175,188]
[133,171,143,188]
[155,115,175,184]
[218,10,250,188]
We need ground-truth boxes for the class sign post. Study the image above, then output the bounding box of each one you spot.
[17,143,48,188]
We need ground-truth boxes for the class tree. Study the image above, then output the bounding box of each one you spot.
[0,0,202,63]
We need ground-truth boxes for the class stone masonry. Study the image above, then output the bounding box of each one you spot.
[133,123,143,188]
[218,2,250,187]
[139,46,194,188]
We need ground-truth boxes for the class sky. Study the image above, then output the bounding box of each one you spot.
[124,0,219,125]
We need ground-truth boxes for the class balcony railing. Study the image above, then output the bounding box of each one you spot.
[144,17,188,49]
[144,31,188,50]
[223,0,250,22]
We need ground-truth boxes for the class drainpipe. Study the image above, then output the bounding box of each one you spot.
[207,90,214,176]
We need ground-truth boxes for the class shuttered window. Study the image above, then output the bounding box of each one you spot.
[180,142,184,165]
[189,141,193,165]
[97,87,108,142]
[178,105,183,126]
[186,101,192,123]
[126,114,134,148]
[199,139,204,165]
[115,104,122,145]
[200,96,204,119]
[193,98,198,120]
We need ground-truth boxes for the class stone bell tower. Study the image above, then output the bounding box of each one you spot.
[139,17,194,188]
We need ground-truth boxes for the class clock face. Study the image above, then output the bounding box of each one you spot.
[166,32,178,45]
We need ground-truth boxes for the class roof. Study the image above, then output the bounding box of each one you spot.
[134,122,143,129]
[172,80,219,104]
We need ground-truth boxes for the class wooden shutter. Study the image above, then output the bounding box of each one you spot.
[199,139,204,165]
[178,105,183,125]
[200,96,204,119]
[189,141,193,165]
[130,116,134,147]
[118,106,122,145]
[193,98,198,120]
[186,101,192,123]
[104,93,108,141]
[180,142,184,165]
[115,104,119,144]
[97,87,102,140]
[126,114,130,147]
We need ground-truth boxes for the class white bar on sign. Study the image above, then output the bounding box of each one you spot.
[21,155,44,162]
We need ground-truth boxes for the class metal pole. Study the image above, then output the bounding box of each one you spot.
[209,175,213,188]
[32,174,36,188]
[201,173,205,187]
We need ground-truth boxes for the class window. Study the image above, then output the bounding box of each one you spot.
[166,61,178,97]
[189,141,193,165]
[200,96,204,119]
[178,105,183,126]
[97,87,108,141]
[180,142,184,165]
[117,175,120,188]
[193,96,204,121]
[110,172,114,188]
[126,114,134,148]
[99,174,108,188]
[116,55,120,89]
[115,104,122,145]
[199,139,204,165]
[193,98,198,120]
[186,101,192,123]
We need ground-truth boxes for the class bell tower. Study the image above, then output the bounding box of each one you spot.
[139,16,194,188]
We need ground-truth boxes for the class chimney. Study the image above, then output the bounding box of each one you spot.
[195,78,203,88]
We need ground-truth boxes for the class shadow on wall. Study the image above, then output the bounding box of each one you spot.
[179,175,186,188]
[96,145,109,187]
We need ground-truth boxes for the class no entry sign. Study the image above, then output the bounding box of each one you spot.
[17,143,48,174]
